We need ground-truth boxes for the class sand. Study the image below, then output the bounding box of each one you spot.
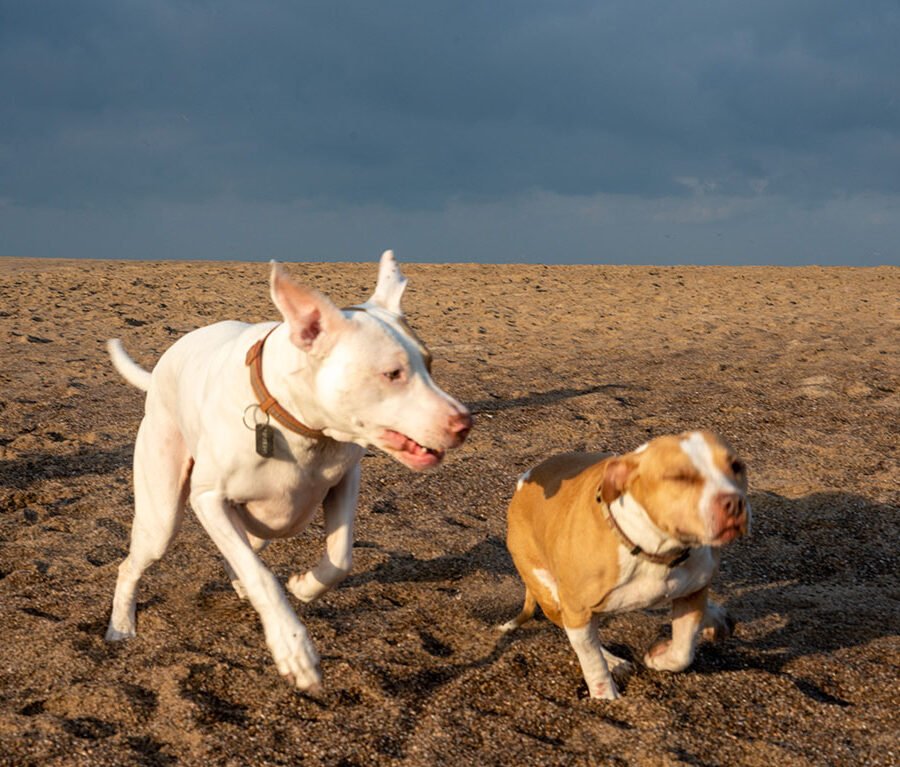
[0,258,897,766]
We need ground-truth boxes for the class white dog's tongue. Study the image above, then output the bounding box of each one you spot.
[381,429,445,466]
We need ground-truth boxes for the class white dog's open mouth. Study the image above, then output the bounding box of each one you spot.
[379,430,446,470]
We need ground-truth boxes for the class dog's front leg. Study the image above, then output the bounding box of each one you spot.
[224,535,270,600]
[191,490,322,691]
[288,463,360,603]
[644,587,707,672]
[564,613,620,700]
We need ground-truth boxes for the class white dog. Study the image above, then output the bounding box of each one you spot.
[105,251,472,691]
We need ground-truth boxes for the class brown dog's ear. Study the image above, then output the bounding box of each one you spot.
[599,456,638,505]
[269,262,347,352]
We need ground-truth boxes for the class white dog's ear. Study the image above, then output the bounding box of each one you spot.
[270,262,347,352]
[368,249,407,314]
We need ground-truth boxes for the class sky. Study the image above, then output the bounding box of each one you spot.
[1,1,899,265]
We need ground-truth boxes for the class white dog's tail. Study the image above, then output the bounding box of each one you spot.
[106,339,152,391]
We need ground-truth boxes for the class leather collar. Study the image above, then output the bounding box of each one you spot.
[596,494,690,568]
[245,326,328,441]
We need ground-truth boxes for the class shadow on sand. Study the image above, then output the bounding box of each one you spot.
[467,383,645,415]
[346,489,896,709]
[0,445,132,490]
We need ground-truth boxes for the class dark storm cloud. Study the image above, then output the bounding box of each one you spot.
[2,0,898,211]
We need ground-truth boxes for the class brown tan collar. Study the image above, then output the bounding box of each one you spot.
[596,495,690,568]
[245,326,328,441]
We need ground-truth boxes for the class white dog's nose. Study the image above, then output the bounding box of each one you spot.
[448,411,473,445]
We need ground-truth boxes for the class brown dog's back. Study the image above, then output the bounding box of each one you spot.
[505,452,614,627]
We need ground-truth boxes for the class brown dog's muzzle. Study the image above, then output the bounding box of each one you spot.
[711,492,749,543]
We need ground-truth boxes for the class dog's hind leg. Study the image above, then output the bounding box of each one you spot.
[700,600,735,642]
[600,647,635,682]
[497,587,537,633]
[106,414,191,641]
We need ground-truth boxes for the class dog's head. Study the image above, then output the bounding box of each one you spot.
[600,430,750,546]
[269,251,472,470]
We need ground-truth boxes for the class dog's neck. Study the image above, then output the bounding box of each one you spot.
[258,323,334,438]
[608,493,687,557]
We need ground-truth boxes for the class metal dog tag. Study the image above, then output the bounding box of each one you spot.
[255,423,275,457]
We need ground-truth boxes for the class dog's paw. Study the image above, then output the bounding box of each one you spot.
[266,617,322,692]
[496,618,521,633]
[105,618,136,642]
[230,578,248,600]
[589,678,621,700]
[601,649,634,682]
[643,639,691,673]
[701,603,736,643]
[287,571,327,604]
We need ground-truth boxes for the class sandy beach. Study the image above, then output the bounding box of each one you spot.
[0,258,897,766]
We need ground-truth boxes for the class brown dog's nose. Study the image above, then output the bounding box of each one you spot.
[716,492,745,518]
[449,411,473,444]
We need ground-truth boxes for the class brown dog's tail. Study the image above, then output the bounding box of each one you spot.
[497,588,537,633]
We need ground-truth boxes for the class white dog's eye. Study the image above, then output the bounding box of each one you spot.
[383,368,404,383]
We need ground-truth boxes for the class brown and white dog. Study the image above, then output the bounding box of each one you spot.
[500,431,749,699]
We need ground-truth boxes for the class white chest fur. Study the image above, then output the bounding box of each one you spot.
[602,546,715,613]
[225,439,363,538]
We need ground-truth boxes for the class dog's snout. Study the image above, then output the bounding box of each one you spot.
[711,491,749,544]
[449,411,473,444]
[717,492,744,518]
